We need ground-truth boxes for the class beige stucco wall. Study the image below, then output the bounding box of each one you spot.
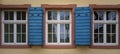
[1,0,120,54]
[0,46,120,54]
[1,0,120,6]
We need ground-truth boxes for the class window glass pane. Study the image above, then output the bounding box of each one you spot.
[60,24,65,33]
[94,24,98,33]
[112,24,116,33]
[107,24,111,33]
[53,24,57,33]
[10,34,14,42]
[48,24,52,33]
[48,34,52,43]
[4,34,8,43]
[60,11,64,20]
[4,11,9,20]
[17,34,21,43]
[65,24,69,34]
[94,34,98,43]
[107,11,116,20]
[53,34,57,42]
[52,11,57,20]
[99,34,103,43]
[48,11,52,20]
[9,11,14,20]
[94,11,104,20]
[60,34,64,43]
[10,24,14,33]
[22,24,26,33]
[107,34,111,43]
[48,11,57,20]
[99,24,103,33]
[22,11,26,20]
[4,24,8,33]
[17,24,21,33]
[112,34,116,43]
[65,34,69,43]
[17,11,21,20]
[22,34,26,43]
[17,24,26,43]
[65,11,70,20]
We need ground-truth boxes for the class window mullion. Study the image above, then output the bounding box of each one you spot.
[116,24,118,45]
[70,23,72,44]
[64,24,65,43]
[57,24,60,44]
[110,24,112,43]
[21,24,22,43]
[8,24,10,43]
[14,24,16,44]
[52,24,53,43]
[14,11,17,44]
[57,11,60,44]
[104,11,106,45]
[104,24,106,45]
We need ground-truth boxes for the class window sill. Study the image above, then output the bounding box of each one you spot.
[0,45,30,48]
[43,45,75,49]
[90,45,120,49]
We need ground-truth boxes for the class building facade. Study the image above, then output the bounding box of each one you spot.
[0,0,120,54]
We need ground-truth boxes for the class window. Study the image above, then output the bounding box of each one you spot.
[93,10,118,46]
[2,10,27,45]
[46,10,71,45]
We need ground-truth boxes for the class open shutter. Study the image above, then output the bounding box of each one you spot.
[75,7,91,45]
[28,7,43,45]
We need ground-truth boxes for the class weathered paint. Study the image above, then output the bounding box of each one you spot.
[1,0,120,6]
[28,7,43,45]
[75,7,91,45]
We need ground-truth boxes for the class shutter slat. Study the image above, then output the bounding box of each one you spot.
[75,7,91,45]
[28,7,43,45]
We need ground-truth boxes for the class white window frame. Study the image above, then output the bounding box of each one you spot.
[45,10,72,45]
[1,10,28,45]
[93,10,118,46]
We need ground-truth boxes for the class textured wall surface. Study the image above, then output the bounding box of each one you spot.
[1,0,120,6]
[0,46,120,54]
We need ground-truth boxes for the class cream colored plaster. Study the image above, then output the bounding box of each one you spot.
[0,46,120,54]
[1,0,120,7]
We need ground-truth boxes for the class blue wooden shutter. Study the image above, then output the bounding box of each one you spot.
[28,7,43,45]
[75,7,91,45]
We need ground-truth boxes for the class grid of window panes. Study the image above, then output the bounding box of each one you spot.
[47,10,71,44]
[3,11,27,44]
[94,11,118,45]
